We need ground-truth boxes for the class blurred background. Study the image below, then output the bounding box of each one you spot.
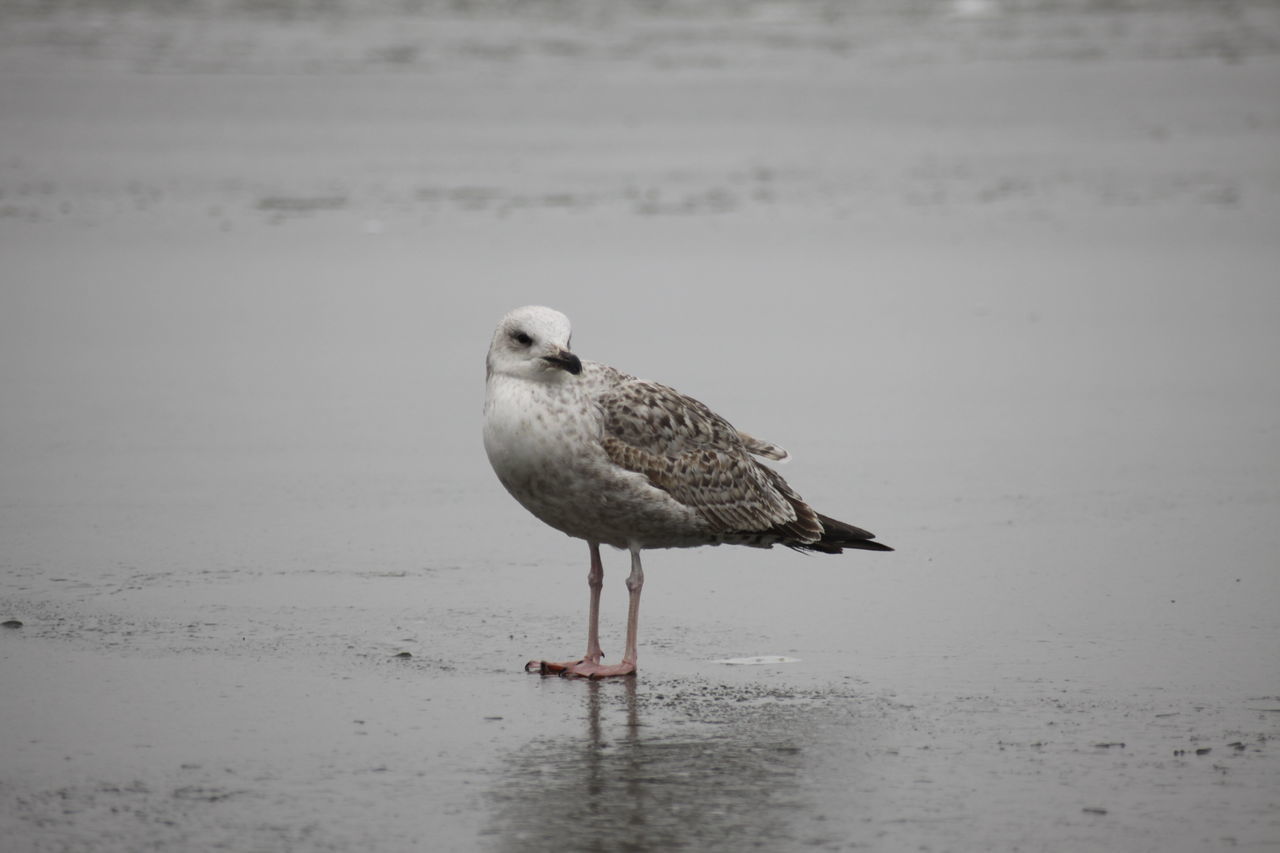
[3,0,1277,575]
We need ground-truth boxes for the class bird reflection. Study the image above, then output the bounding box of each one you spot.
[487,679,814,851]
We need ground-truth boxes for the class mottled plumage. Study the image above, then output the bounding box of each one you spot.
[483,305,891,678]
[596,377,824,548]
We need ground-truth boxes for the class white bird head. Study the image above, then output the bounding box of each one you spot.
[486,305,582,381]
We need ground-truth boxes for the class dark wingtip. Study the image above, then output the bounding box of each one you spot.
[849,540,894,552]
[813,513,893,554]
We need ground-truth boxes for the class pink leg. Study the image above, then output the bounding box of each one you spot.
[526,542,604,674]
[583,542,604,664]
[527,543,643,679]
[618,544,644,671]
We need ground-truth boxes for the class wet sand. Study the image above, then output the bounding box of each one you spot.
[2,2,1279,850]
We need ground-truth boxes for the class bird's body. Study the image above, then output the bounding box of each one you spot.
[485,361,712,549]
[483,305,891,678]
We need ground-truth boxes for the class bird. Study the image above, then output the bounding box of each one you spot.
[483,305,892,678]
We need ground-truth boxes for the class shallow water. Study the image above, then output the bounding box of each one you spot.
[3,3,1280,851]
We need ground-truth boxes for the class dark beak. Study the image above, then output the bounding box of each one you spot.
[543,348,582,375]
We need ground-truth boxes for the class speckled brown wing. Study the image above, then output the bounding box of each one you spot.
[595,379,823,544]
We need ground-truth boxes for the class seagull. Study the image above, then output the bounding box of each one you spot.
[483,305,892,678]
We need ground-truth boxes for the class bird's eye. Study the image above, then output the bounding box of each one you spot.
[512,331,533,346]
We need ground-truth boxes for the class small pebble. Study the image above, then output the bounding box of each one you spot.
[1082,807,1108,815]
[2,619,22,629]
[394,651,413,659]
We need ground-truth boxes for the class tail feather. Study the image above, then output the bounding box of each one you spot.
[796,513,894,554]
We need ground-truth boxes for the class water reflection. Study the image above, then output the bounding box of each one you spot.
[486,678,824,852]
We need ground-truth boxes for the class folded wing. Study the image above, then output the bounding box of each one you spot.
[596,380,824,544]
